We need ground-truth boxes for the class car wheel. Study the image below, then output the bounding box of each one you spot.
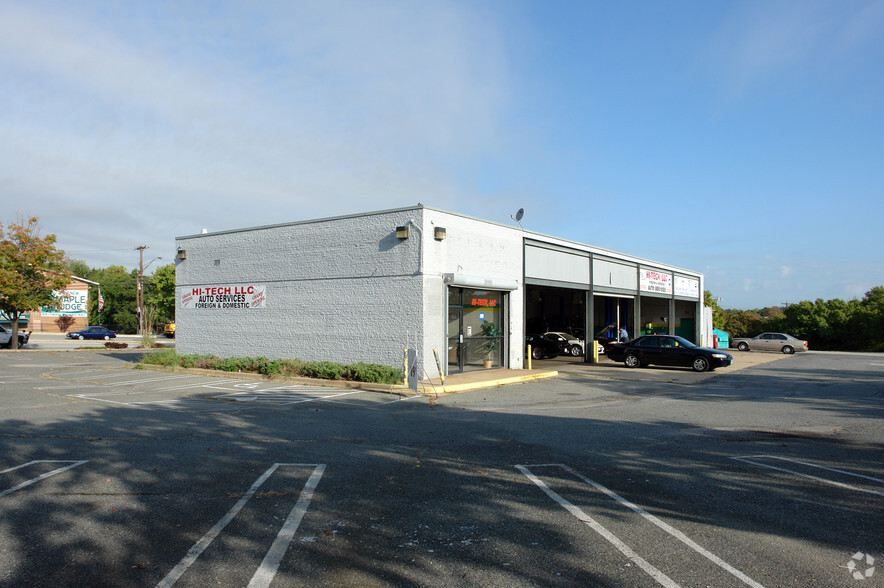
[570,345,582,357]
[104,335,110,340]
[737,342,749,351]
[692,356,710,372]
[781,346,794,354]
[78,335,85,340]
[531,347,543,360]
[624,354,640,368]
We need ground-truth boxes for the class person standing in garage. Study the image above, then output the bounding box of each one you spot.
[619,325,629,342]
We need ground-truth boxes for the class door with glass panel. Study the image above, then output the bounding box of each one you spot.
[448,308,463,373]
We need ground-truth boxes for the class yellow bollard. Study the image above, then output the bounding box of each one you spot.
[592,339,600,364]
[527,345,532,370]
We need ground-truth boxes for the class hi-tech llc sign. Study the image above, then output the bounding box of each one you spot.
[180,284,267,310]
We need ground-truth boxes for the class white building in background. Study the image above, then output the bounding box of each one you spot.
[174,205,705,379]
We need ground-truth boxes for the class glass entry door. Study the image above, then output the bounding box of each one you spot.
[448,287,505,373]
[448,308,463,372]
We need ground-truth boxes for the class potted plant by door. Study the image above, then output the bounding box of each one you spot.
[480,322,501,368]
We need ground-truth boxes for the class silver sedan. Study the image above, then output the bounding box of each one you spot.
[732,332,808,354]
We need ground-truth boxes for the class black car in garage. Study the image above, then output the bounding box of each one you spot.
[526,334,568,360]
[606,334,732,372]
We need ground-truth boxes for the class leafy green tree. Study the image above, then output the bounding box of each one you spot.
[87,265,137,333]
[0,216,71,348]
[851,287,884,351]
[67,259,92,279]
[703,290,724,329]
[147,263,176,324]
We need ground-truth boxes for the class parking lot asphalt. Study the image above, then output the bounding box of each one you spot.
[13,333,785,395]
[2,347,881,587]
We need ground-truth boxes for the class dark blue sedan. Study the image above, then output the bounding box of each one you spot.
[66,326,117,340]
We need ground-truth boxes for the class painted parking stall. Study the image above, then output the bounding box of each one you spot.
[38,366,373,411]
[158,463,325,588]
[1,460,88,498]
[517,464,766,588]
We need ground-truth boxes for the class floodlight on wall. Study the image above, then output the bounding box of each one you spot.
[434,227,447,241]
[176,248,187,260]
[396,226,409,239]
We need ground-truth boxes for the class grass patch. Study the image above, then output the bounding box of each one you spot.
[140,352,402,384]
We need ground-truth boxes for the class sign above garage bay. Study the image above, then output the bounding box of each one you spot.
[640,270,672,295]
[674,276,700,298]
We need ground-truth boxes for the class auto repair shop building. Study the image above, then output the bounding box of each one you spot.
[174,205,706,378]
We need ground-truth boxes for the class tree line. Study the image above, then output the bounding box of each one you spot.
[67,259,176,334]
[4,216,882,348]
[706,288,884,352]
[1,215,175,339]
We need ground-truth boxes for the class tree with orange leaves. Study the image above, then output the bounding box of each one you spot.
[0,216,71,349]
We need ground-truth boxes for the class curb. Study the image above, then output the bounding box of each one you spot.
[411,370,560,396]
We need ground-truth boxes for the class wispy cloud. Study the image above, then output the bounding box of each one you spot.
[704,0,884,99]
[0,1,512,264]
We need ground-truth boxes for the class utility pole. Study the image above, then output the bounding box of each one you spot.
[136,245,147,335]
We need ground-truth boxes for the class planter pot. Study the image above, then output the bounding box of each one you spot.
[483,359,493,368]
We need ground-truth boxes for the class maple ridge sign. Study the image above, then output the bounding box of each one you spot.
[181,285,266,310]
[41,289,88,317]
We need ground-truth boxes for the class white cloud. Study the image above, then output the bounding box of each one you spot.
[704,0,884,98]
[0,1,513,268]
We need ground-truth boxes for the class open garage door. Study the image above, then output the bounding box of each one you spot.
[525,285,587,356]
[592,294,634,346]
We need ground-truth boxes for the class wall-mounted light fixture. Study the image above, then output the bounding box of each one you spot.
[434,227,447,241]
[176,248,187,260]
[396,226,409,239]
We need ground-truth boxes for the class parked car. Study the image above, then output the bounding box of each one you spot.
[606,334,733,372]
[0,325,30,348]
[543,331,605,357]
[526,334,567,360]
[163,322,176,338]
[732,332,808,354]
[66,326,117,340]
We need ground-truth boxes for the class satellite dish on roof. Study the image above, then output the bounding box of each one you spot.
[511,208,524,228]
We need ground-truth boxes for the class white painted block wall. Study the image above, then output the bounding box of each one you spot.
[175,210,426,370]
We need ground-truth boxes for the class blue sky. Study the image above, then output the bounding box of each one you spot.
[1,0,881,309]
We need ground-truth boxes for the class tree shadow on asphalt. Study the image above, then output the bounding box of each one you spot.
[1,355,882,587]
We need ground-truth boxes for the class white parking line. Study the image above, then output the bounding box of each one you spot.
[215,389,363,405]
[156,380,229,391]
[157,463,325,588]
[98,375,196,386]
[1,460,88,498]
[731,455,884,497]
[248,464,326,588]
[38,374,195,391]
[516,465,680,587]
[517,464,765,588]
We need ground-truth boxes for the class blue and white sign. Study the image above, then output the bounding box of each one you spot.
[41,290,88,317]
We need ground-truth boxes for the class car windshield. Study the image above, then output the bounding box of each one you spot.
[670,336,697,348]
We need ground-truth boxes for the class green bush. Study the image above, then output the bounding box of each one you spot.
[179,354,215,369]
[301,361,343,380]
[343,362,402,384]
[212,357,245,372]
[138,352,402,384]
[141,349,179,367]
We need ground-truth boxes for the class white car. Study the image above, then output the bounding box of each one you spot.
[542,331,605,357]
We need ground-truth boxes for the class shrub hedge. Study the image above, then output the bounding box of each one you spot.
[140,351,403,385]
